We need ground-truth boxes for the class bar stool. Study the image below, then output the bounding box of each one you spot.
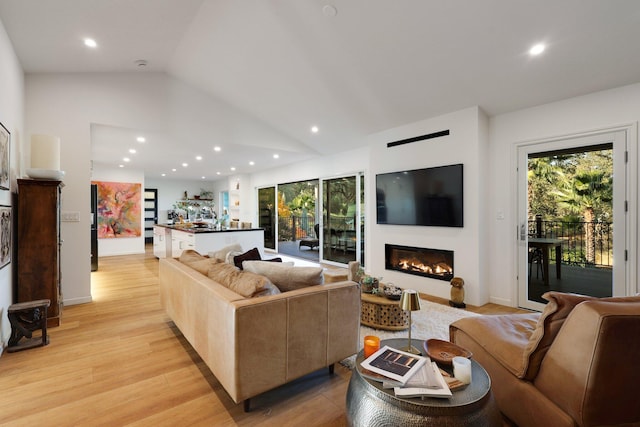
[7,299,51,352]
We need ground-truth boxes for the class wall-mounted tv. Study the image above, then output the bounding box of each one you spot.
[376,163,463,227]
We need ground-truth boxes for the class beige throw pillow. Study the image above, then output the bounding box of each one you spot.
[242,260,323,292]
[207,262,271,298]
[209,244,243,261]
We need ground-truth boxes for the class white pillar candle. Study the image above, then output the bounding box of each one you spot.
[31,134,61,170]
[452,356,472,384]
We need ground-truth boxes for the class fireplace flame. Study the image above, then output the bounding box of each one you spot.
[396,259,452,276]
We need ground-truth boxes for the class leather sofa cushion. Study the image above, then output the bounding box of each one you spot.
[523,292,640,380]
[242,260,324,292]
[179,249,207,263]
[207,262,272,298]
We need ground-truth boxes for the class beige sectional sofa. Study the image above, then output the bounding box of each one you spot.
[158,250,360,411]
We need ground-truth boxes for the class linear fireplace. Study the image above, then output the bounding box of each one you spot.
[385,244,454,282]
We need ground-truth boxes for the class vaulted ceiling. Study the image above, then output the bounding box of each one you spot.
[2,0,640,180]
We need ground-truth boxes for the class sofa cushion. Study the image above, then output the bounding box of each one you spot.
[209,244,243,261]
[179,249,206,263]
[233,247,262,269]
[522,292,640,380]
[207,262,272,298]
[242,260,324,292]
[185,258,222,275]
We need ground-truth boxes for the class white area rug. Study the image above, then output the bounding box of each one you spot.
[342,300,480,368]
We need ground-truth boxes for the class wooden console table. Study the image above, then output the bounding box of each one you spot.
[360,293,409,331]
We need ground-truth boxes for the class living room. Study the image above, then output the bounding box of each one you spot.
[1,2,640,425]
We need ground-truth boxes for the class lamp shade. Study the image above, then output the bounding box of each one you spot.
[400,289,421,311]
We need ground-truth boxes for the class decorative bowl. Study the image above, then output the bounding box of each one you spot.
[424,339,472,365]
[383,284,402,300]
[26,168,65,180]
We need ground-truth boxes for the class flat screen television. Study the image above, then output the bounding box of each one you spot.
[376,163,463,227]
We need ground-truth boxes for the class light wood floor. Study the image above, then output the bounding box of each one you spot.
[0,248,526,426]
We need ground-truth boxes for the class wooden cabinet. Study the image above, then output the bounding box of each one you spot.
[16,179,63,327]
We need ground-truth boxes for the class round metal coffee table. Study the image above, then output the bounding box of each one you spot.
[346,338,502,427]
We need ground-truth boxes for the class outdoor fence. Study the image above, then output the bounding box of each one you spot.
[528,217,613,268]
[278,215,355,242]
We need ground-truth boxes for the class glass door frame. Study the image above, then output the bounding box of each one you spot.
[318,172,364,267]
[516,127,635,311]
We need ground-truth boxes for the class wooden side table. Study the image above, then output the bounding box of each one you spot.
[7,299,51,352]
[361,293,409,331]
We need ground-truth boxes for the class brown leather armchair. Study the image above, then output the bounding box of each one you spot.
[450,292,640,427]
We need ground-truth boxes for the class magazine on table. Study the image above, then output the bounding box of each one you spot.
[360,345,427,385]
[393,361,453,398]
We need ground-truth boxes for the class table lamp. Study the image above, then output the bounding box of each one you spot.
[399,289,421,355]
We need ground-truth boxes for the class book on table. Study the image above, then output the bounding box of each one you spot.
[392,360,453,398]
[360,345,427,385]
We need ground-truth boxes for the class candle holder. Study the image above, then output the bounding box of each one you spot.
[399,289,421,355]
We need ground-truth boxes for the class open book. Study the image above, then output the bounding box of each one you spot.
[360,345,427,385]
[393,361,453,398]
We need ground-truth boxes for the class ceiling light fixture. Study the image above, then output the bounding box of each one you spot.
[216,172,221,175]
[161,173,166,177]
[84,38,97,48]
[129,149,136,154]
[196,155,202,161]
[201,176,206,180]
[134,59,148,68]
[123,157,130,162]
[136,136,146,143]
[529,43,546,56]
[119,164,124,168]
[214,146,221,152]
[273,154,280,159]
[182,163,188,167]
[230,167,236,171]
[249,161,255,166]
[322,5,337,17]
[311,126,319,133]
[172,168,177,172]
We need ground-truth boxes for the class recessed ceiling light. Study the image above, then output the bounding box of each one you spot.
[214,146,221,152]
[161,173,166,177]
[182,163,188,167]
[196,155,202,161]
[249,161,255,166]
[136,136,146,143]
[129,148,137,154]
[119,164,124,168]
[273,154,280,159]
[201,176,206,180]
[230,167,236,171]
[216,171,221,175]
[529,43,545,56]
[123,157,130,162]
[322,5,337,17]
[172,168,177,172]
[84,38,97,48]
[311,126,319,133]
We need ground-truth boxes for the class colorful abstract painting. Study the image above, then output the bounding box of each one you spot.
[93,181,142,238]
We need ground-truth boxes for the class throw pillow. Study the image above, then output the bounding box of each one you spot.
[522,292,640,380]
[186,258,222,275]
[242,260,324,292]
[209,243,243,261]
[233,247,262,269]
[179,249,206,264]
[207,263,270,298]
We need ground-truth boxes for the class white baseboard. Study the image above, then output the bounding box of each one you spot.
[489,296,514,307]
[63,296,93,306]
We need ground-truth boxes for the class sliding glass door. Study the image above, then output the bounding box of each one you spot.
[320,173,365,266]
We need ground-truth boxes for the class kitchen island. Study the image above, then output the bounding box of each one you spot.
[153,224,265,259]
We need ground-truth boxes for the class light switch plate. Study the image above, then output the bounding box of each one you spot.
[61,211,81,222]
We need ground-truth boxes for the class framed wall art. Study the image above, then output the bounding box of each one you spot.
[0,205,11,269]
[92,181,142,238]
[0,122,10,191]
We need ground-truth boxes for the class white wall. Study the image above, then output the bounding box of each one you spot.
[25,72,298,307]
[0,18,24,350]
[145,177,215,224]
[488,83,640,306]
[365,107,489,306]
